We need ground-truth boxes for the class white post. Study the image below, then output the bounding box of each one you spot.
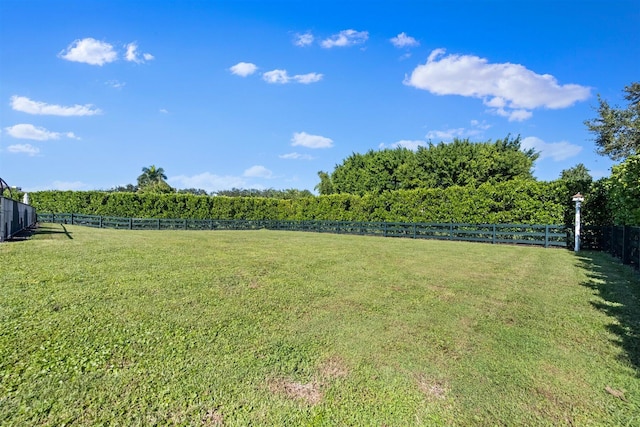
[572,193,584,252]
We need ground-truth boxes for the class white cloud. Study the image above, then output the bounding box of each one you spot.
[5,124,78,141]
[291,132,333,149]
[279,152,314,160]
[425,119,491,141]
[391,140,427,150]
[124,42,154,63]
[106,80,126,89]
[159,108,169,114]
[230,62,258,77]
[390,32,419,48]
[521,136,582,161]
[263,69,290,84]
[404,48,591,120]
[321,29,368,48]
[294,32,314,47]
[59,38,118,65]
[425,128,464,140]
[243,165,273,178]
[11,95,101,116]
[293,72,323,84]
[262,70,322,84]
[168,172,247,193]
[7,144,40,156]
[470,119,491,130]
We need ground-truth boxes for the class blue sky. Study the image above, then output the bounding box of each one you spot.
[1,0,638,193]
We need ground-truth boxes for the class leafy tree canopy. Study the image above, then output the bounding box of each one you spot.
[137,165,173,193]
[585,82,640,161]
[317,135,538,195]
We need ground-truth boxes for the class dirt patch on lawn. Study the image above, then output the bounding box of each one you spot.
[417,374,448,401]
[201,407,224,426]
[318,355,350,380]
[268,378,323,405]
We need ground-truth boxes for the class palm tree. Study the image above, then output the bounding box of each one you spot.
[137,165,167,188]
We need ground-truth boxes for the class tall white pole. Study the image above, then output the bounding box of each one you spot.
[572,193,584,252]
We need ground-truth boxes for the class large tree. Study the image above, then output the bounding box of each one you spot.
[137,165,173,193]
[585,82,640,161]
[317,136,537,195]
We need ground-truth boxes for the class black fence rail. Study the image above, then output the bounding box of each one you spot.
[582,225,640,271]
[37,213,569,248]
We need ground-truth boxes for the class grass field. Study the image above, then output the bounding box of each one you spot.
[1,223,638,426]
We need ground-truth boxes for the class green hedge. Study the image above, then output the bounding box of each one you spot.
[28,179,566,225]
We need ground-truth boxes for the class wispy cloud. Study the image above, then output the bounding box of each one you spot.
[7,143,40,156]
[521,136,582,161]
[229,62,258,77]
[291,132,333,149]
[125,42,154,63]
[5,124,78,141]
[404,48,591,121]
[294,32,314,47]
[321,29,368,48]
[279,152,314,160]
[262,70,323,84]
[390,140,427,150]
[59,37,153,66]
[390,32,419,48]
[106,80,126,89]
[11,95,101,116]
[243,165,273,178]
[59,38,118,65]
[425,119,491,141]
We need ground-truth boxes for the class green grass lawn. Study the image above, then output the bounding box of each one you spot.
[1,223,638,426]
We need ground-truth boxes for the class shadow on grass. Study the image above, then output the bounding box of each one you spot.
[31,223,74,240]
[577,251,640,376]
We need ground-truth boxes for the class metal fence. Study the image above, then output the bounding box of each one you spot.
[37,212,569,248]
[582,225,640,271]
[0,197,37,242]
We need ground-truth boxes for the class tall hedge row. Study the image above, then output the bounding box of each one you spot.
[29,179,566,225]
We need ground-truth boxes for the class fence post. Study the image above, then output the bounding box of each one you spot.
[129,218,133,230]
[492,224,496,244]
[71,213,75,225]
[544,225,549,248]
[622,225,630,265]
[449,223,453,240]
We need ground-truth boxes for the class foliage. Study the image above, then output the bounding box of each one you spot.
[1,225,638,425]
[607,154,640,225]
[585,82,640,161]
[108,184,138,192]
[136,165,173,193]
[176,188,209,196]
[582,178,614,226]
[557,164,593,226]
[214,188,314,199]
[318,136,538,196]
[28,179,566,225]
